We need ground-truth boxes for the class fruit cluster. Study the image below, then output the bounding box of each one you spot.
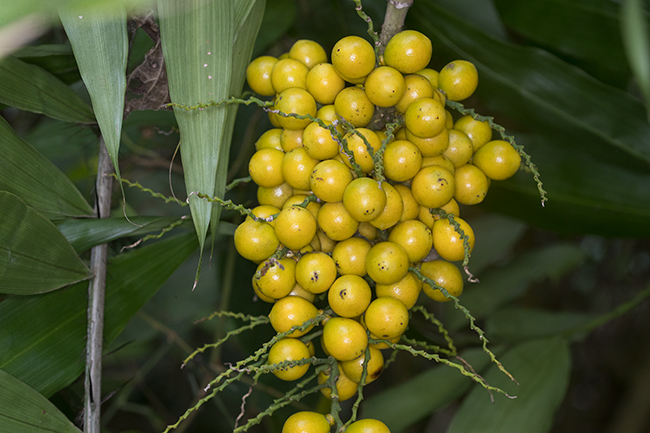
[235,30,522,431]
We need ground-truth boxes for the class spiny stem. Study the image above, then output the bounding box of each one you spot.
[121,216,189,251]
[225,176,252,192]
[446,100,548,207]
[112,175,186,206]
[351,0,381,61]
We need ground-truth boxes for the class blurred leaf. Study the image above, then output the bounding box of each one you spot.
[412,3,650,236]
[0,192,92,295]
[0,56,94,123]
[56,215,187,253]
[465,213,527,275]
[0,232,198,397]
[435,0,507,40]
[446,243,586,331]
[252,0,295,56]
[487,308,596,342]
[211,0,265,251]
[447,337,571,433]
[13,44,81,84]
[60,5,128,188]
[622,0,650,112]
[493,0,630,84]
[482,134,650,237]
[0,370,81,433]
[362,348,491,433]
[0,116,94,219]
[414,2,650,168]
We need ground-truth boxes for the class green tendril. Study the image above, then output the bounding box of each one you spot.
[430,208,478,282]
[112,175,186,206]
[351,0,381,62]
[225,176,252,192]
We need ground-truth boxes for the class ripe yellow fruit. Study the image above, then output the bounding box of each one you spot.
[365,241,410,285]
[420,259,464,302]
[331,35,376,80]
[438,60,479,101]
[322,317,368,362]
[234,219,279,263]
[432,216,475,262]
[268,338,311,381]
[269,296,319,337]
[383,30,432,74]
[364,297,409,340]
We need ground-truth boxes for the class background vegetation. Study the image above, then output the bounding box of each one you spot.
[1,0,649,432]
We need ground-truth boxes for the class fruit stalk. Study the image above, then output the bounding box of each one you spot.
[379,0,415,54]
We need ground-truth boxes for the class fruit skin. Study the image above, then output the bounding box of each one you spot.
[306,63,346,105]
[341,346,384,383]
[289,39,328,69]
[246,55,278,96]
[382,139,423,182]
[295,252,337,294]
[375,271,422,309]
[438,59,479,101]
[343,177,387,222]
[454,163,489,205]
[234,219,279,263]
[472,139,522,180]
[443,129,474,168]
[274,206,318,251]
[331,35,376,80]
[364,66,406,107]
[310,159,353,203]
[340,128,382,174]
[282,411,331,433]
[369,182,403,230]
[318,363,358,401]
[328,274,372,318]
[317,202,359,241]
[454,115,492,151]
[411,165,456,209]
[364,297,409,341]
[388,219,433,263]
[383,30,432,74]
[271,58,309,93]
[322,317,369,362]
[365,241,410,285]
[254,257,296,300]
[268,337,311,381]
[432,216,475,262]
[334,86,375,128]
[274,88,317,131]
[269,296,319,337]
[345,418,391,433]
[404,97,447,138]
[420,259,463,302]
[248,148,285,188]
[332,237,372,277]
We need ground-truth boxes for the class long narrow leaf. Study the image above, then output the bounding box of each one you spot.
[0,116,94,219]
[0,56,94,123]
[157,0,234,285]
[0,232,198,397]
[59,5,128,193]
[0,370,81,433]
[0,192,92,295]
[211,0,265,250]
[447,337,571,433]
[621,0,650,112]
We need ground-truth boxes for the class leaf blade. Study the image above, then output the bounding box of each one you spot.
[0,232,198,397]
[0,370,81,433]
[0,116,94,219]
[0,56,94,123]
[0,192,92,295]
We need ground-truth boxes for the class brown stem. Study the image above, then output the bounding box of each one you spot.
[85,138,114,433]
[379,0,414,54]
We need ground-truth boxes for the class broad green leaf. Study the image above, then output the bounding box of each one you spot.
[0,116,94,219]
[0,370,81,433]
[412,3,650,236]
[0,56,94,123]
[56,216,236,253]
[361,348,491,433]
[413,3,650,168]
[60,5,128,191]
[0,191,92,295]
[447,337,571,433]
[493,0,630,85]
[435,0,507,40]
[252,0,295,56]
[211,0,265,251]
[482,134,650,237]
[0,232,198,397]
[622,0,650,111]
[157,0,234,283]
[13,44,81,84]
[487,308,596,342]
[56,216,188,253]
[445,243,586,331]
[465,213,527,276]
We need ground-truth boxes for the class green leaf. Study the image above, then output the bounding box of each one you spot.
[59,5,128,189]
[0,191,92,295]
[487,308,596,342]
[622,0,650,112]
[13,44,81,84]
[0,232,198,397]
[412,2,650,168]
[253,0,295,56]
[447,337,571,433]
[56,216,187,253]
[493,0,630,84]
[482,134,650,237]
[0,116,94,219]
[361,348,491,433]
[445,243,586,331]
[0,369,81,433]
[211,0,265,251]
[0,56,94,123]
